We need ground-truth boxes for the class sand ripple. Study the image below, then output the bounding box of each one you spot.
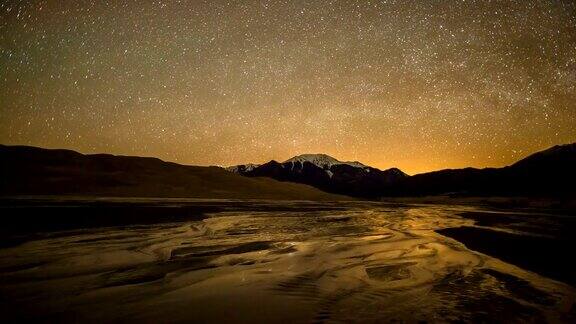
[0,201,574,322]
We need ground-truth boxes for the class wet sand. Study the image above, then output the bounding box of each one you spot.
[0,198,574,322]
[438,210,576,287]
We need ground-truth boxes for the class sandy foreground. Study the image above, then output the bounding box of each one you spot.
[0,198,575,322]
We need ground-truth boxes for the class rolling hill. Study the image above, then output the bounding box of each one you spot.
[0,145,351,201]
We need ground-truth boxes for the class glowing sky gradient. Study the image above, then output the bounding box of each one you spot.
[1,1,575,174]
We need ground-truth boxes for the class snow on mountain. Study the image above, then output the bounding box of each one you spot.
[225,163,260,173]
[224,152,410,197]
[284,154,367,169]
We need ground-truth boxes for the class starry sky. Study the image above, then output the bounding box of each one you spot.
[1,0,575,174]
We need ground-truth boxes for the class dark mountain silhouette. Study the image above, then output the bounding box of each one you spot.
[228,153,408,198]
[0,145,350,201]
[397,143,576,197]
[2,143,573,200]
[229,143,576,198]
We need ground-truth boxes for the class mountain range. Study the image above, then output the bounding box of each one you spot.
[227,153,408,198]
[1,143,574,200]
[227,143,576,198]
[0,145,349,201]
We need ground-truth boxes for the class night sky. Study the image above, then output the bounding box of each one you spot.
[1,1,575,174]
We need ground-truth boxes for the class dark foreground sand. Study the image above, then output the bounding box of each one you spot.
[0,198,575,322]
[438,210,576,287]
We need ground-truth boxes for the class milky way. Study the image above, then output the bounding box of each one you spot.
[1,0,575,174]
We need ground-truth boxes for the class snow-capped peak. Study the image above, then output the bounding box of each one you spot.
[225,163,260,173]
[284,154,367,169]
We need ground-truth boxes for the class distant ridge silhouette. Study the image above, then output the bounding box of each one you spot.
[228,153,407,198]
[2,143,574,199]
[228,143,576,197]
[0,145,349,200]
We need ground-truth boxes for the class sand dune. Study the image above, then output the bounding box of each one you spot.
[0,145,350,201]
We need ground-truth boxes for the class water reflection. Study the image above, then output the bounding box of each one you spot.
[0,201,574,322]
